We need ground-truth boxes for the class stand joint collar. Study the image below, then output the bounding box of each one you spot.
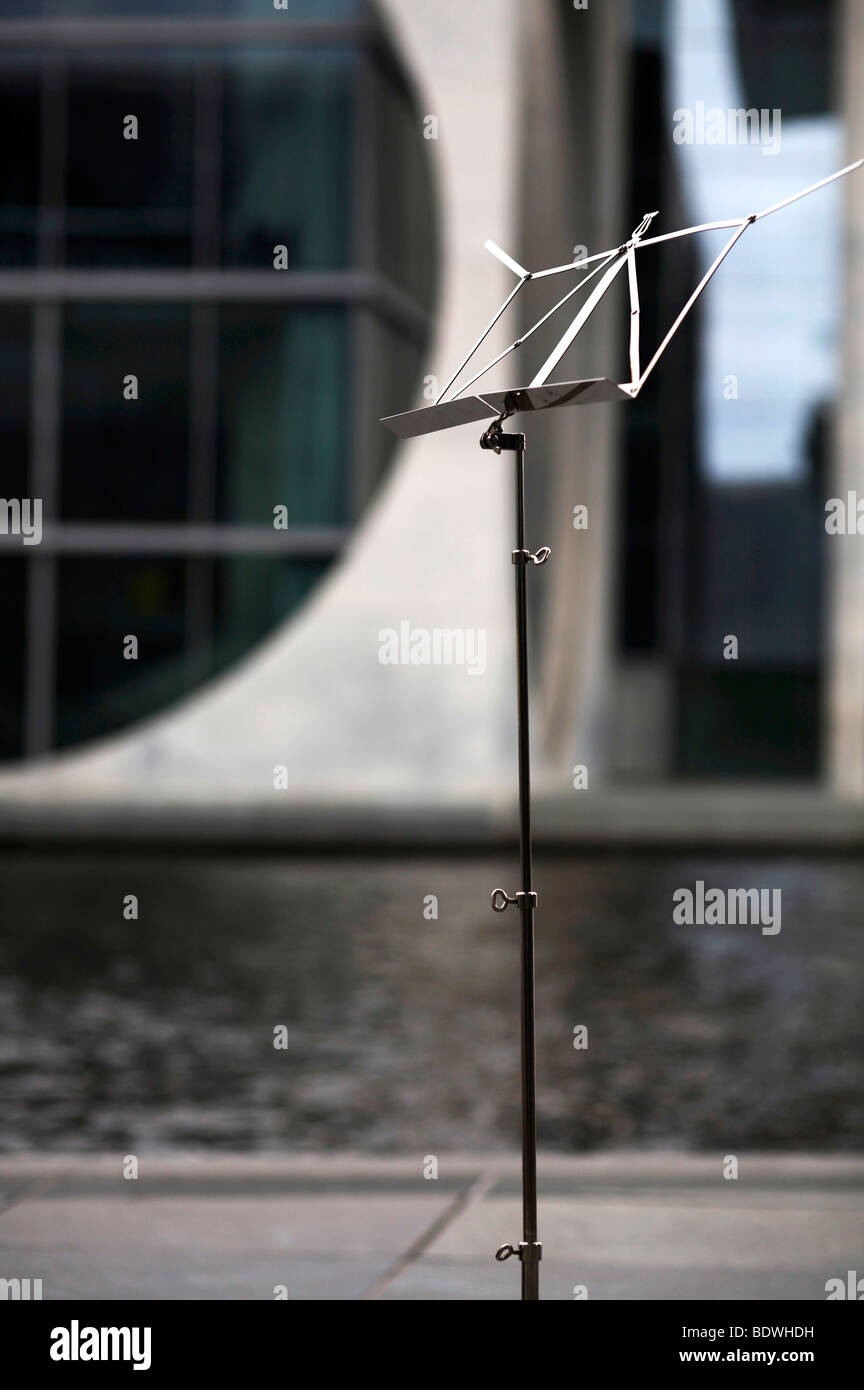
[512,546,550,566]
[491,888,538,913]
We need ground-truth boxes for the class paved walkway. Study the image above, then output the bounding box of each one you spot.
[1,1152,862,1301]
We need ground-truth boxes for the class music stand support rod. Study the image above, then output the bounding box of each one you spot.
[485,417,549,1300]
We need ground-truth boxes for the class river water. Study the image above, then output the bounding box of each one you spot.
[0,850,860,1152]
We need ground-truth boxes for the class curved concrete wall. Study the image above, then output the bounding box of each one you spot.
[0,0,522,817]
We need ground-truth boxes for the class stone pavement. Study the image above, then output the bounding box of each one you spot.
[0,1152,862,1301]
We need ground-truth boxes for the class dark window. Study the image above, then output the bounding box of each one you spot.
[221,51,354,270]
[371,54,438,307]
[677,671,820,779]
[0,61,40,267]
[60,304,191,522]
[0,308,31,501]
[65,59,195,268]
[216,304,349,525]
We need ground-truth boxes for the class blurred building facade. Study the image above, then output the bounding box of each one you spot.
[2,0,864,834]
[0,0,435,757]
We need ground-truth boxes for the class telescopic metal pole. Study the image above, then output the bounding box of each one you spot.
[484,418,549,1300]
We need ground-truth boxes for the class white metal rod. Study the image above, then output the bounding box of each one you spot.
[530,216,741,276]
[752,157,864,221]
[436,277,526,403]
[451,251,621,398]
[636,218,745,250]
[530,252,629,387]
[483,239,530,279]
[636,220,750,392]
[529,246,623,278]
[627,245,640,384]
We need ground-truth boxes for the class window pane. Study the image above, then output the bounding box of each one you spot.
[0,560,26,761]
[65,57,194,267]
[221,50,353,269]
[216,304,348,524]
[677,671,819,780]
[0,307,31,501]
[0,60,39,267]
[61,304,190,522]
[56,557,188,749]
[372,61,438,310]
[358,310,422,506]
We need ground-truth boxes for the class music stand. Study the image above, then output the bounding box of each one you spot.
[381,159,861,1300]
